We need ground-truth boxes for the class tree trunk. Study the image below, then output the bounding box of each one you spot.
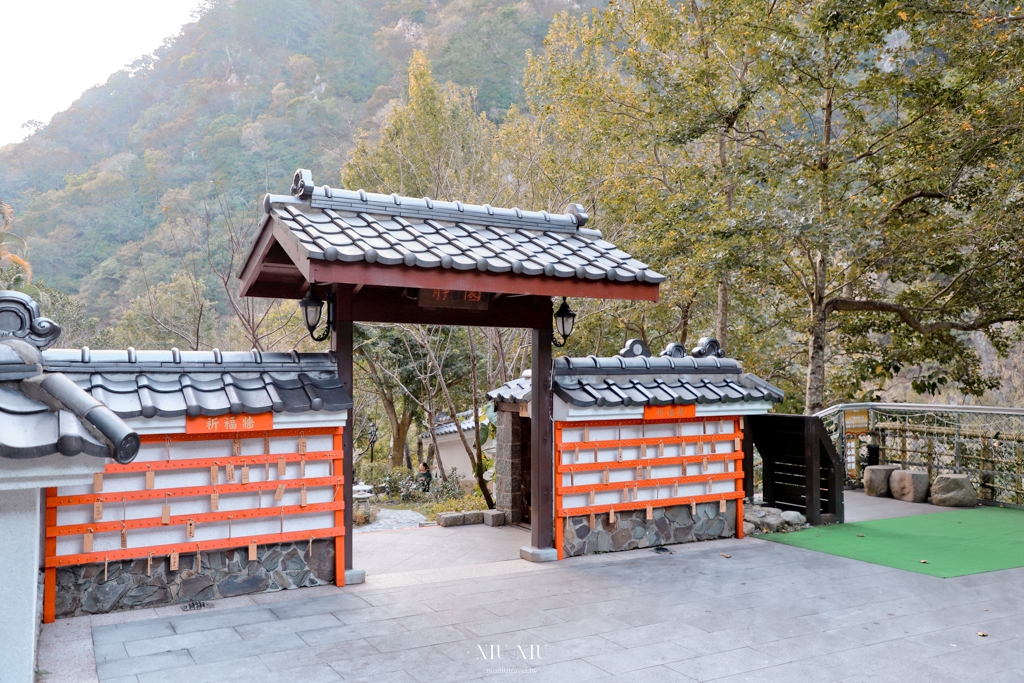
[468,330,495,508]
[716,276,729,352]
[805,251,829,414]
[389,406,413,470]
[805,307,828,415]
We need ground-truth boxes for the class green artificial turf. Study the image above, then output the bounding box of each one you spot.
[764,507,1024,578]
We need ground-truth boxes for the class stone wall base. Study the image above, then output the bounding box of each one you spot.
[563,502,736,557]
[55,540,335,618]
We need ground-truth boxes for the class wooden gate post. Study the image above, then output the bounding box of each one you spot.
[531,322,554,551]
[334,285,354,577]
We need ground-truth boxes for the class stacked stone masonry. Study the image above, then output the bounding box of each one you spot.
[54,540,334,618]
[562,502,735,557]
[495,410,526,524]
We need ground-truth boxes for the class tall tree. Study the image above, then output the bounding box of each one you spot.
[520,0,1024,412]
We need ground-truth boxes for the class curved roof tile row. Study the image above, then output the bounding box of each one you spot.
[75,372,351,419]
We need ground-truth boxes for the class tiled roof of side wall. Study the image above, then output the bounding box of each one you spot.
[40,349,351,418]
[487,357,784,408]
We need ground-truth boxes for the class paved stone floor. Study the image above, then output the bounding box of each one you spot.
[39,495,1024,683]
[353,508,427,534]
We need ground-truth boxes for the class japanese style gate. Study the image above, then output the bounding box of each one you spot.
[239,170,663,568]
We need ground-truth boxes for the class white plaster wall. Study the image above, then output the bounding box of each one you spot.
[0,488,41,683]
[54,434,338,557]
[433,431,493,481]
[557,418,741,514]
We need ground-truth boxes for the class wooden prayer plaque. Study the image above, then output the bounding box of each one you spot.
[300,486,307,507]
[298,436,307,454]
[93,501,103,521]
[277,457,286,476]
[211,491,219,511]
[161,503,171,525]
[274,484,286,502]
[210,465,218,485]
[299,458,306,478]
[120,527,128,549]
[93,473,103,492]
[248,541,257,562]
[226,462,235,481]
[186,519,195,538]
[233,439,242,456]
[145,471,155,490]
[170,550,179,571]
[241,465,250,484]
[83,531,93,553]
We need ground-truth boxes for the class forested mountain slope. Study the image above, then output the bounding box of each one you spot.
[0,0,559,321]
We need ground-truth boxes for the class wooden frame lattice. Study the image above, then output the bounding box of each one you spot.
[42,425,346,623]
[553,415,746,560]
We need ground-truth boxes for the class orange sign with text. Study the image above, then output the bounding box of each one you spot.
[185,412,274,434]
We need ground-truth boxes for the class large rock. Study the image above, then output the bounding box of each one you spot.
[781,510,807,526]
[889,469,930,503]
[463,510,484,525]
[931,474,977,507]
[436,512,464,527]
[864,465,901,497]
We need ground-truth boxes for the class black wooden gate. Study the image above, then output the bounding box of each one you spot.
[745,415,844,525]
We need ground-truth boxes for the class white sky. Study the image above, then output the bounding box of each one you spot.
[0,1,208,147]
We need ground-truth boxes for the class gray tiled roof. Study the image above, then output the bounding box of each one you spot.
[487,340,783,409]
[42,348,352,419]
[488,377,531,405]
[259,169,665,284]
[0,339,140,462]
[433,410,477,437]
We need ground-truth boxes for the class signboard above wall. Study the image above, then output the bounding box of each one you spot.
[186,412,274,435]
[417,289,490,310]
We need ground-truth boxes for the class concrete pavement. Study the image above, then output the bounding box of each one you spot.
[38,494,1024,683]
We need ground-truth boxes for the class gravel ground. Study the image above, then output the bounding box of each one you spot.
[353,507,427,534]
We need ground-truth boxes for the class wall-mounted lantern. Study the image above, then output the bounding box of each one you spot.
[552,297,576,348]
[300,287,334,342]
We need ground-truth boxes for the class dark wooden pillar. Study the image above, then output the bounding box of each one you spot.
[531,322,554,549]
[742,419,754,502]
[334,284,354,570]
[804,417,822,526]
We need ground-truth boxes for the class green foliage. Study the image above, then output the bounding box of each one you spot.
[515,0,1024,411]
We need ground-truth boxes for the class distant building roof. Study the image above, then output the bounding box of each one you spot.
[488,338,784,409]
[42,348,352,419]
[431,410,477,437]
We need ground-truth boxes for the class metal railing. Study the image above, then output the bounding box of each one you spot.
[815,403,1024,505]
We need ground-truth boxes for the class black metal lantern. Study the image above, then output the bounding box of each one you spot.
[300,287,333,342]
[552,297,576,347]
[368,419,378,464]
